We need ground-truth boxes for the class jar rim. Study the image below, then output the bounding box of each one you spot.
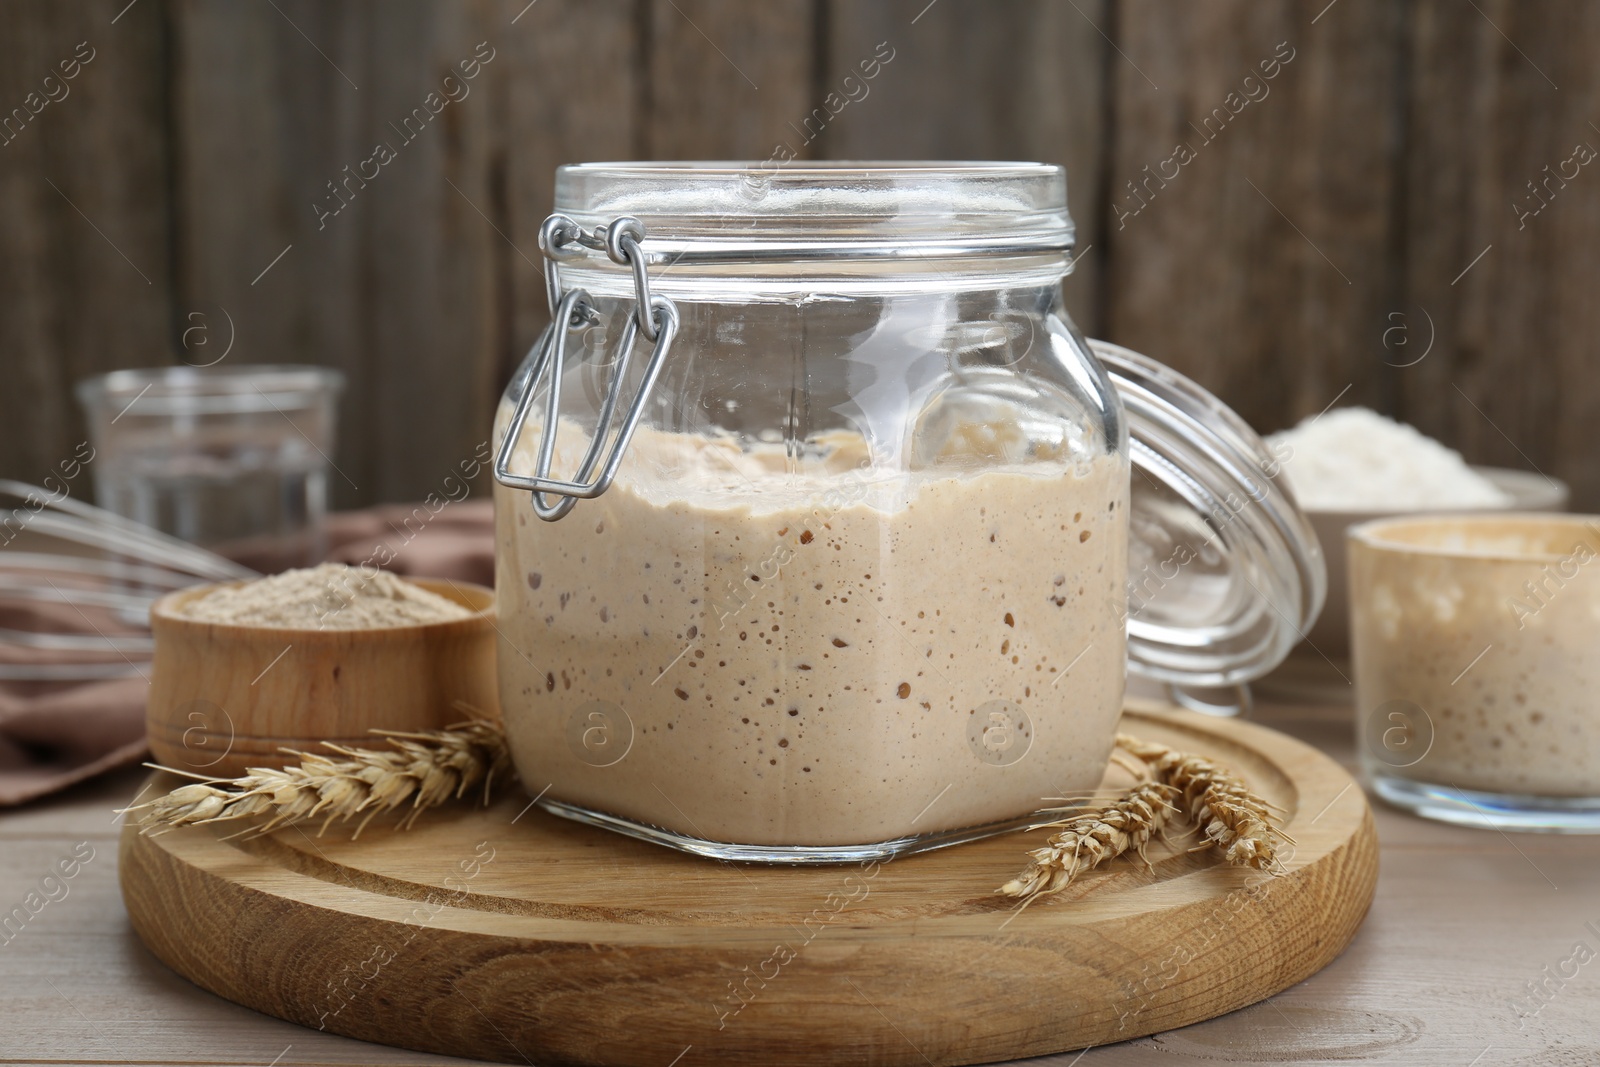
[552,160,1073,260]
[1349,512,1600,563]
[75,364,345,418]
[560,159,1063,178]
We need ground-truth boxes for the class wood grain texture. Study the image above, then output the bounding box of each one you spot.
[169,0,368,502]
[1104,0,1406,437]
[10,699,1600,1064]
[499,0,639,384]
[1400,0,1600,508]
[7,4,1600,511]
[171,0,507,507]
[363,2,504,505]
[143,579,497,777]
[820,0,1110,334]
[0,0,171,489]
[119,703,1377,1067]
[643,0,817,160]
[1,814,473,1065]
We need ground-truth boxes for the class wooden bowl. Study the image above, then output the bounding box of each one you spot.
[146,579,498,779]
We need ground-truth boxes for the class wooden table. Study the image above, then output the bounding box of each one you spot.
[3,699,1596,1066]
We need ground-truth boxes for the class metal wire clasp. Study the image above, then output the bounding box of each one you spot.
[492,214,678,521]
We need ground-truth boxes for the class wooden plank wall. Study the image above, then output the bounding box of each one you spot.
[0,2,170,491]
[2,0,1596,509]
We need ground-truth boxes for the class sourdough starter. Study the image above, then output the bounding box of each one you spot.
[1351,516,1600,797]
[495,414,1129,846]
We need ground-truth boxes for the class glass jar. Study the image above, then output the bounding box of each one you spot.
[493,162,1323,862]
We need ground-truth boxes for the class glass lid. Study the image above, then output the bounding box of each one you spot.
[1091,340,1326,687]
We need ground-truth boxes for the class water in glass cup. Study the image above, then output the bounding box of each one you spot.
[77,366,344,571]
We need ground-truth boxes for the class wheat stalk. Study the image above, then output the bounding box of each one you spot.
[998,782,1179,903]
[997,733,1287,905]
[121,718,512,839]
[1115,733,1289,870]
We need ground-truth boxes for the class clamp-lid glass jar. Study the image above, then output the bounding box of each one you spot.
[493,162,1323,862]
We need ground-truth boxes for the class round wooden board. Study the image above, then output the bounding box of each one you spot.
[121,701,1377,1067]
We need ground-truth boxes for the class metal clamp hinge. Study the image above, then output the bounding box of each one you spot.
[492,214,678,521]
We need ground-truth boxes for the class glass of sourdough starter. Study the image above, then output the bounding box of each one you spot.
[1351,514,1600,831]
[493,163,1324,861]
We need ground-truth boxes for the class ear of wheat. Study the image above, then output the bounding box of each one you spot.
[121,718,512,839]
[1115,732,1289,870]
[998,733,1286,906]
[998,782,1179,904]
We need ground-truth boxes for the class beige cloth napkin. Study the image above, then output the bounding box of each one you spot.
[0,501,495,806]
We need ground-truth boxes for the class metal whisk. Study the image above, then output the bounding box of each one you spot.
[0,480,258,681]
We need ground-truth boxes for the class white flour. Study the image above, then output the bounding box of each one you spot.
[183,563,471,629]
[1269,407,1512,511]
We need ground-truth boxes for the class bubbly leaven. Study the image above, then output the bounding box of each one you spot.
[494,414,1129,846]
[1352,517,1600,796]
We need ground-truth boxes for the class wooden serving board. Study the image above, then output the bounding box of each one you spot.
[120,701,1377,1067]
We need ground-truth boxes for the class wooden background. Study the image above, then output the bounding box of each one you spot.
[3,0,1595,509]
